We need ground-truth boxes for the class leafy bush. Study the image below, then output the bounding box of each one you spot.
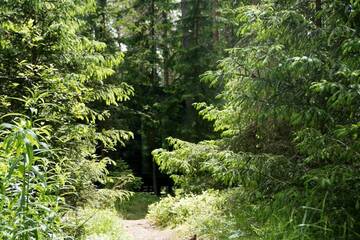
[83,189,133,210]
[0,119,64,239]
[64,208,131,240]
[147,190,245,239]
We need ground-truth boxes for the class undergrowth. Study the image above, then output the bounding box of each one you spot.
[147,190,247,240]
[64,208,131,240]
[116,192,159,220]
[147,188,346,240]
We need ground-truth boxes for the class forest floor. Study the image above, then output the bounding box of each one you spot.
[122,219,175,240]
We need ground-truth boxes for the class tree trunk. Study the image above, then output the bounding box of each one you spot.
[181,0,191,48]
[212,0,219,43]
[97,0,107,39]
[150,0,157,86]
[193,0,201,45]
[162,11,170,86]
[315,0,322,27]
[150,0,159,195]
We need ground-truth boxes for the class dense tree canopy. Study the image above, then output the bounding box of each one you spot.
[153,0,360,239]
[0,0,359,239]
[0,0,133,237]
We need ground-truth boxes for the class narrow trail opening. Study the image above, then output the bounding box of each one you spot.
[122,219,175,240]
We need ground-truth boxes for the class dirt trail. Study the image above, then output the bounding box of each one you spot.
[123,219,175,240]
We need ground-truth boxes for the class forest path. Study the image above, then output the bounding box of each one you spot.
[122,219,175,240]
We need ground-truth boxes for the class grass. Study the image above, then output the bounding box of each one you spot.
[62,192,161,239]
[82,208,131,240]
[63,208,131,240]
[146,189,256,240]
[116,192,160,220]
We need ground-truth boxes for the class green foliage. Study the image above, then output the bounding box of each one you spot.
[0,119,63,239]
[0,0,134,204]
[152,0,360,239]
[148,189,247,240]
[153,137,293,194]
[153,138,229,192]
[147,190,222,228]
[2,0,359,239]
[84,189,133,210]
[0,0,136,238]
[64,208,131,240]
[116,192,159,220]
[115,0,237,150]
[105,161,143,191]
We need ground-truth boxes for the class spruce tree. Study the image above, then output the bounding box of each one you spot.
[0,0,133,237]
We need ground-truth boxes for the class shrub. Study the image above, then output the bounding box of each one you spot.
[147,190,246,239]
[64,208,131,240]
[0,119,64,239]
